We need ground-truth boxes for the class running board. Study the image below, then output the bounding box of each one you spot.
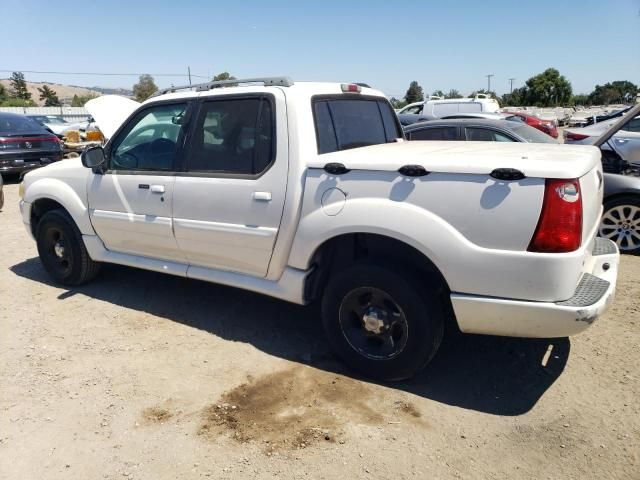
[82,235,308,304]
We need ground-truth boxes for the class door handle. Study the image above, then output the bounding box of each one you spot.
[150,185,165,194]
[253,191,272,202]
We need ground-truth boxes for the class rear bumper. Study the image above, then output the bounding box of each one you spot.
[451,238,619,338]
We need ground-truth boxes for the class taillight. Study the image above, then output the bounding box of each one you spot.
[565,132,589,141]
[528,179,582,253]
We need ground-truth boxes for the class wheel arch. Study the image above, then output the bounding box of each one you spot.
[25,179,94,237]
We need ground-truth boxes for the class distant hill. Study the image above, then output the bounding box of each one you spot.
[86,86,133,96]
[0,80,132,106]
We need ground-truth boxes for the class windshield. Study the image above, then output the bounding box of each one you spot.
[511,124,557,144]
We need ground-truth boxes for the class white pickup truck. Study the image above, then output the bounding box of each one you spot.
[19,77,619,380]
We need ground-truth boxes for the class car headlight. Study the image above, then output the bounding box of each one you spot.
[18,182,25,199]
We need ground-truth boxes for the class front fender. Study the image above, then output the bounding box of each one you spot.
[24,177,95,235]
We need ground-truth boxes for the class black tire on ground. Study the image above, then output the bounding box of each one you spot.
[321,262,445,381]
[600,196,640,255]
[36,209,101,285]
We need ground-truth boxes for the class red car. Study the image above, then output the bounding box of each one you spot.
[505,111,558,139]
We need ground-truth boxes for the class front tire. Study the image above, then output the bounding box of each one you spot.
[600,196,640,254]
[36,209,100,285]
[321,262,444,381]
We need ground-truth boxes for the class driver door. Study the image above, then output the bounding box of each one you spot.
[87,101,191,262]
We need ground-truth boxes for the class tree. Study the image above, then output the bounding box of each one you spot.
[71,93,98,107]
[0,83,7,103]
[132,74,158,102]
[1,98,36,107]
[432,90,445,98]
[501,86,527,107]
[571,94,590,106]
[37,85,61,106]
[469,89,499,102]
[588,81,638,105]
[212,72,237,82]
[9,71,31,100]
[445,89,463,99]
[389,97,407,109]
[522,68,572,106]
[404,81,424,104]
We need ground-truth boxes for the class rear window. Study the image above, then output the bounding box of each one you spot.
[512,124,557,144]
[313,97,402,154]
[0,115,49,136]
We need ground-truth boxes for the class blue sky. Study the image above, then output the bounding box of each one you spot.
[2,0,639,97]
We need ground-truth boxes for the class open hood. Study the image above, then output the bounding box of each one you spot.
[85,95,140,140]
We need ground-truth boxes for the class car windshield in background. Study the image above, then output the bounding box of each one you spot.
[511,124,557,144]
[30,116,68,125]
[314,98,401,154]
[0,115,49,136]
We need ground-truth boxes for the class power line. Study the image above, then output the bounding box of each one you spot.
[0,69,209,79]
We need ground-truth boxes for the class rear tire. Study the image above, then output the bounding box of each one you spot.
[36,209,100,285]
[321,262,444,381]
[600,196,640,255]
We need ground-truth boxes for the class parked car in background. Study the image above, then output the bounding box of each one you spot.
[503,111,558,138]
[404,118,557,143]
[564,114,640,172]
[28,115,92,137]
[405,112,640,254]
[397,113,436,126]
[397,95,500,117]
[584,106,631,127]
[0,113,63,176]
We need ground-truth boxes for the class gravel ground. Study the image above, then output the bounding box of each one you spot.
[0,181,638,480]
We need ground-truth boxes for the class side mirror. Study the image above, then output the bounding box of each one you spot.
[81,146,106,170]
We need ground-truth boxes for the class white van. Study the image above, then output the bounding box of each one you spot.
[399,94,500,118]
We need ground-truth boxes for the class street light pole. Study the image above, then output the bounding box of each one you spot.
[508,78,515,94]
[486,74,494,92]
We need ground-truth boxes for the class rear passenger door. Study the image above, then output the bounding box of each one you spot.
[172,92,288,277]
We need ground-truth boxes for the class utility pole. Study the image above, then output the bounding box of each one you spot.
[508,78,516,94]
[485,74,494,92]
[188,66,192,86]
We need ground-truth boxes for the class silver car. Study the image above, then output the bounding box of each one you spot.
[564,111,640,168]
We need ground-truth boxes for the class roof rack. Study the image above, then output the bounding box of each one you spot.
[152,76,294,97]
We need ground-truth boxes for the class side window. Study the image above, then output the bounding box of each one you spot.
[621,117,640,133]
[409,126,458,141]
[313,98,402,154]
[187,97,274,175]
[111,103,187,171]
[465,127,515,142]
[403,105,423,115]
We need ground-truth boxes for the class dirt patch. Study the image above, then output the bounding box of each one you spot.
[141,406,173,424]
[394,400,421,418]
[199,365,425,451]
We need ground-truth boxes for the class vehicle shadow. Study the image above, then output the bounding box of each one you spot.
[11,258,569,416]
